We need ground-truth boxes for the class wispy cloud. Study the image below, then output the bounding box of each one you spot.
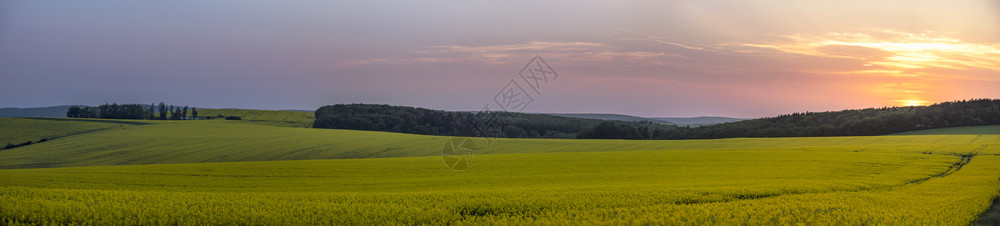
[333,57,463,67]
[334,41,681,67]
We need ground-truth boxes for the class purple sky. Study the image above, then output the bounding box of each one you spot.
[1,1,999,117]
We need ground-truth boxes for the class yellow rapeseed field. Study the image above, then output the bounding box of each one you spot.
[1,118,999,224]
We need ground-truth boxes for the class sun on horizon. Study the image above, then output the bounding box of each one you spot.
[899,99,929,107]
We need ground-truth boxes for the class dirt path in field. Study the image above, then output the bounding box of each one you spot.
[0,127,115,151]
[975,193,1000,225]
[1,118,151,151]
[901,154,974,186]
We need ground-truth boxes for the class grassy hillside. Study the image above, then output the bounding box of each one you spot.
[0,120,442,169]
[0,106,78,118]
[2,119,1000,169]
[0,117,145,148]
[891,125,1000,135]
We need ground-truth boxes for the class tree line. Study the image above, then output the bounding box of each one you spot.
[669,99,1000,139]
[314,99,1000,140]
[579,99,1000,139]
[67,102,198,120]
[313,104,669,138]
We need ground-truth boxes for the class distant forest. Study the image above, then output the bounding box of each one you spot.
[313,104,669,139]
[314,99,1000,140]
[672,99,1000,139]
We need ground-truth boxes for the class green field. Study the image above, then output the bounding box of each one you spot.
[0,117,145,148]
[196,108,314,127]
[3,119,999,169]
[892,125,1000,135]
[1,116,1000,224]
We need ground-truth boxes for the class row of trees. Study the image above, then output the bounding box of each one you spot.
[67,102,198,120]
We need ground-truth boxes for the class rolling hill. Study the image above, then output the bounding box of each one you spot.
[652,116,749,126]
[539,114,750,126]
[2,117,999,169]
[0,117,146,148]
[0,105,80,118]
[548,113,673,124]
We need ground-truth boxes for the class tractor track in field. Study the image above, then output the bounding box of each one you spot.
[900,154,974,186]
[1,118,153,152]
[0,120,154,168]
[671,152,977,206]
[22,117,152,125]
[0,127,116,152]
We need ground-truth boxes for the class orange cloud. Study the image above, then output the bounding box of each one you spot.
[738,29,1000,107]
[743,30,1000,73]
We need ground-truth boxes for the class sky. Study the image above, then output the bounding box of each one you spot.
[1,1,998,117]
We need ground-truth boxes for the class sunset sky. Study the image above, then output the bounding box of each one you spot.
[1,1,998,117]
